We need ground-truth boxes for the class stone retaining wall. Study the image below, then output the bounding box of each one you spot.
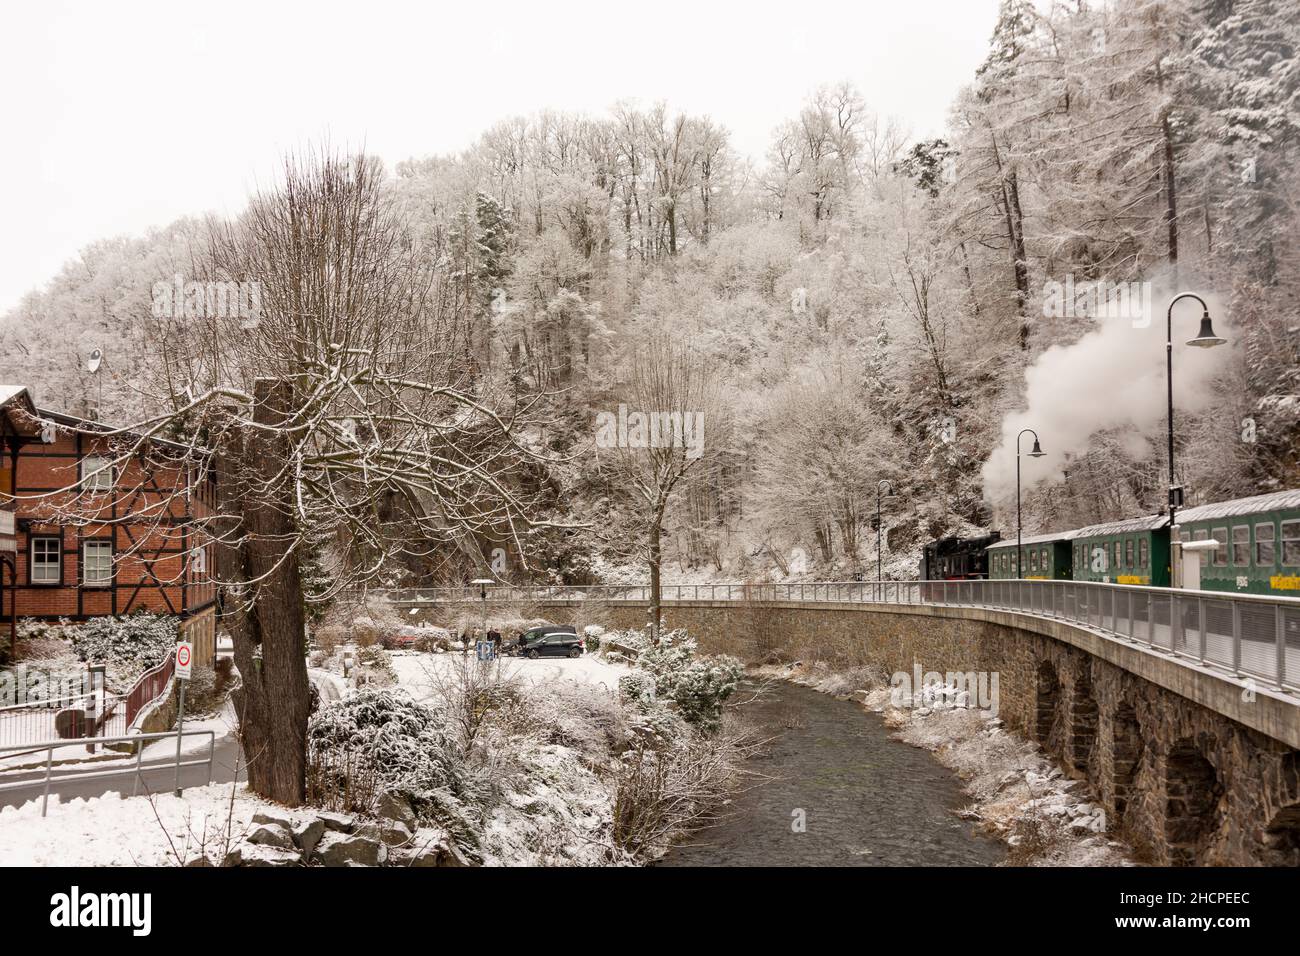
[500,598,1300,866]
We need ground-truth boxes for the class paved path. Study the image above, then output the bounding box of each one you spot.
[0,735,243,810]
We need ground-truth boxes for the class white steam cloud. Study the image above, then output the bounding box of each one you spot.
[982,287,1234,505]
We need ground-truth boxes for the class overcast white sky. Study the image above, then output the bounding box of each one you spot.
[0,0,1000,313]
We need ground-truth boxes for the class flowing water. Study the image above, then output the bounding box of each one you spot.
[659,680,1006,867]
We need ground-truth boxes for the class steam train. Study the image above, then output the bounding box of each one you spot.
[921,488,1300,598]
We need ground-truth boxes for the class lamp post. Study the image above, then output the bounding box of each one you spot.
[875,479,895,588]
[471,578,493,655]
[1165,293,1227,585]
[1016,429,1045,579]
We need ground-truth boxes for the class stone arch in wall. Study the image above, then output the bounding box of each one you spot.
[1036,660,1060,747]
[1165,736,1224,866]
[1069,668,1100,773]
[1262,804,1300,866]
[1110,702,1143,823]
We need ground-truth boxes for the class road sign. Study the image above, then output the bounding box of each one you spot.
[475,640,495,662]
[175,641,193,680]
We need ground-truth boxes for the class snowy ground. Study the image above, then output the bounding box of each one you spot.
[389,649,629,702]
[0,781,306,867]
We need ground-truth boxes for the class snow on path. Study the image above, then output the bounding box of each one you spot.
[390,651,629,702]
[0,782,305,867]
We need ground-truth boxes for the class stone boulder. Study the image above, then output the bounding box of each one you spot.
[246,823,296,850]
[313,830,387,867]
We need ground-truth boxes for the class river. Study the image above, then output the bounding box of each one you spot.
[659,679,1006,866]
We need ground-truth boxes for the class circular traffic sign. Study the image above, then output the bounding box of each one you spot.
[177,645,191,667]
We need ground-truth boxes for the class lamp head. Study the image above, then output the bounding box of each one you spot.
[1028,438,1045,458]
[1187,312,1226,349]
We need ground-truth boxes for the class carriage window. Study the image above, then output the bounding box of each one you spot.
[1139,539,1148,567]
[1030,549,1038,572]
[1256,523,1276,565]
[1232,525,1250,566]
[1039,548,1048,571]
[1212,527,1228,567]
[1282,521,1300,566]
[1125,539,1134,568]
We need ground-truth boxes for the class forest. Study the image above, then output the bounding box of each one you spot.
[2,0,1296,590]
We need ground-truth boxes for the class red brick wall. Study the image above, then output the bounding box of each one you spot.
[3,430,216,623]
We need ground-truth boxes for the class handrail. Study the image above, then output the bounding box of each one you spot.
[356,579,1300,694]
[0,728,217,816]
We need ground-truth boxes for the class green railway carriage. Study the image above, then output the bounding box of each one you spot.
[1177,489,1300,596]
[1069,515,1171,587]
[987,532,1072,580]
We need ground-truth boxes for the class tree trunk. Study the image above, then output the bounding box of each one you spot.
[225,379,311,805]
[648,502,665,643]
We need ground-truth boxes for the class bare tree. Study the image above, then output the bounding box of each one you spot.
[35,149,562,803]
[596,334,727,639]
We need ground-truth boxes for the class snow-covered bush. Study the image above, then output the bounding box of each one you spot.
[65,613,178,681]
[583,624,604,652]
[306,688,482,837]
[353,645,396,686]
[637,632,742,733]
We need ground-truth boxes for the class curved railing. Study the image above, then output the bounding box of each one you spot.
[366,579,1300,693]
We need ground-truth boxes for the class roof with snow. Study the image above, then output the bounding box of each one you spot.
[1178,489,1300,523]
[1069,514,1170,538]
[988,532,1072,549]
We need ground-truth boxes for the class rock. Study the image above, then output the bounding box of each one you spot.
[377,791,418,830]
[221,847,243,867]
[441,840,473,867]
[239,844,302,867]
[317,811,355,833]
[252,809,297,830]
[314,831,386,867]
[294,819,326,858]
[184,855,214,867]
[380,820,414,846]
[247,823,296,850]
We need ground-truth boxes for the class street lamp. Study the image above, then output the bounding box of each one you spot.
[875,479,896,588]
[1165,293,1227,585]
[1016,428,1045,579]
[470,578,494,651]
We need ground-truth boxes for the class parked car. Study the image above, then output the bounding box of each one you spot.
[514,626,583,659]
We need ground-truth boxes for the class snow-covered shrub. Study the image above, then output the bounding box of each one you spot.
[65,613,177,679]
[583,624,604,652]
[353,645,396,686]
[637,632,742,733]
[306,688,482,840]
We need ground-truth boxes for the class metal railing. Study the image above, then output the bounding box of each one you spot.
[0,651,175,752]
[0,692,126,751]
[369,579,1300,693]
[125,650,175,727]
[0,728,217,816]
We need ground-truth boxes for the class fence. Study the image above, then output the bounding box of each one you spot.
[0,649,176,753]
[0,728,217,816]
[370,579,1300,693]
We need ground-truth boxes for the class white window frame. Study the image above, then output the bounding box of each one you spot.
[82,540,113,587]
[79,456,114,494]
[30,536,61,584]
